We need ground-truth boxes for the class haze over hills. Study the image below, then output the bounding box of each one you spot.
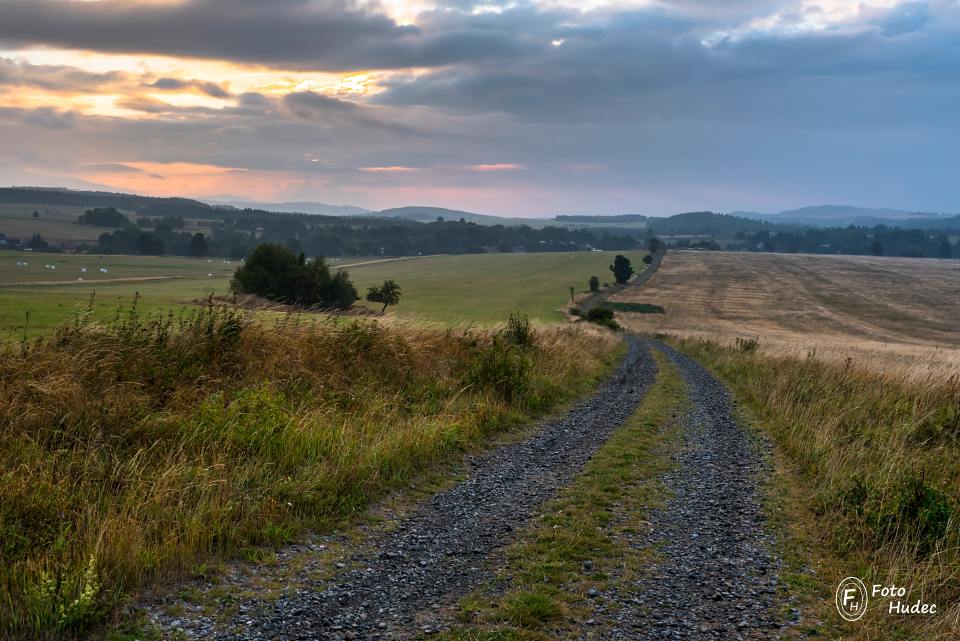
[3,187,960,232]
[733,204,959,227]
[207,198,372,217]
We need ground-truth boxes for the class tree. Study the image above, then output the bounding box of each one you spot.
[32,210,39,218]
[78,207,130,227]
[366,279,403,314]
[642,254,654,265]
[609,255,634,284]
[589,276,600,292]
[648,237,664,253]
[26,233,48,249]
[189,232,209,257]
[138,232,165,255]
[231,243,357,308]
[937,235,953,259]
[870,239,884,256]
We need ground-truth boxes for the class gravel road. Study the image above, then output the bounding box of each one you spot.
[144,337,657,640]
[593,343,787,640]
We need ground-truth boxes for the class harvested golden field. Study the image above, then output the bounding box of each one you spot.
[613,251,960,380]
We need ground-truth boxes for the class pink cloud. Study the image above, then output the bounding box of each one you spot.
[467,163,524,172]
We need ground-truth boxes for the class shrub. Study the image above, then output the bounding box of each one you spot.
[465,336,532,402]
[607,302,664,314]
[502,312,534,348]
[588,276,600,293]
[642,254,654,265]
[585,306,619,330]
[231,243,358,308]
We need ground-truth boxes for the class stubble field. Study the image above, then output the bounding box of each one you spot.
[612,250,960,379]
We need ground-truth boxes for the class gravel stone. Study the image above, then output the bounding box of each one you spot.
[583,343,790,640]
[143,337,656,640]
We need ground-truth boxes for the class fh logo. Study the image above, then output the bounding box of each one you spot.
[836,577,869,621]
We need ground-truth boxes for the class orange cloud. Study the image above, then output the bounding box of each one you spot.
[77,161,329,200]
[358,165,420,173]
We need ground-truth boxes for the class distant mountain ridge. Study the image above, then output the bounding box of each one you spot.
[2,187,957,231]
[207,198,371,217]
[732,204,959,227]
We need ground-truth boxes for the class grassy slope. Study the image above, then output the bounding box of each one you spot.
[346,252,647,326]
[1,251,646,340]
[675,339,960,640]
[0,206,112,244]
[0,305,621,639]
[437,349,688,640]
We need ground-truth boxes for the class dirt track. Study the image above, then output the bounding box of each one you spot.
[140,337,788,640]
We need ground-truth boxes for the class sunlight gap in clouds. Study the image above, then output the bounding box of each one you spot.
[0,47,395,117]
[1,0,955,213]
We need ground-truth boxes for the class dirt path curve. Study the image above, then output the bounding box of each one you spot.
[145,337,657,640]
[605,342,787,640]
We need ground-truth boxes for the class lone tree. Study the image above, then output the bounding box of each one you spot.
[609,255,634,284]
[231,243,358,308]
[589,275,600,292]
[366,279,403,314]
[648,237,664,254]
[189,232,209,257]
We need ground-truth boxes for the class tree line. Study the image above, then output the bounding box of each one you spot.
[9,207,642,259]
[681,226,959,258]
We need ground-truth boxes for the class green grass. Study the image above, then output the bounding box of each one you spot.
[0,304,622,639]
[0,251,646,340]
[606,302,665,314]
[347,252,647,325]
[0,252,236,342]
[439,348,688,639]
[0,205,113,244]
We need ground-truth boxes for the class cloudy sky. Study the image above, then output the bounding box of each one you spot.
[0,0,957,216]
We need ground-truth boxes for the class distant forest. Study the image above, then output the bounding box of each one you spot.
[1,188,958,259]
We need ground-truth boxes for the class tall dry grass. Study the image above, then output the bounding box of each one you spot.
[676,338,960,638]
[0,301,619,639]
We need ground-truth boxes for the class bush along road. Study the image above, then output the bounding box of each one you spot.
[134,337,791,640]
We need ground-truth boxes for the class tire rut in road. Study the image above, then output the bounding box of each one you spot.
[145,337,657,640]
[606,342,788,640]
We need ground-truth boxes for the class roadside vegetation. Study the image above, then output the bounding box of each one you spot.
[0,303,620,639]
[438,349,687,640]
[676,339,960,640]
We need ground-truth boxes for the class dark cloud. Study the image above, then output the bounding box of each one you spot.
[282,91,423,135]
[21,106,77,129]
[0,0,527,71]
[1,0,959,215]
[375,1,960,126]
[0,56,124,90]
[148,77,231,98]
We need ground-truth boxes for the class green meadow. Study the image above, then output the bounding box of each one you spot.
[0,250,645,340]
